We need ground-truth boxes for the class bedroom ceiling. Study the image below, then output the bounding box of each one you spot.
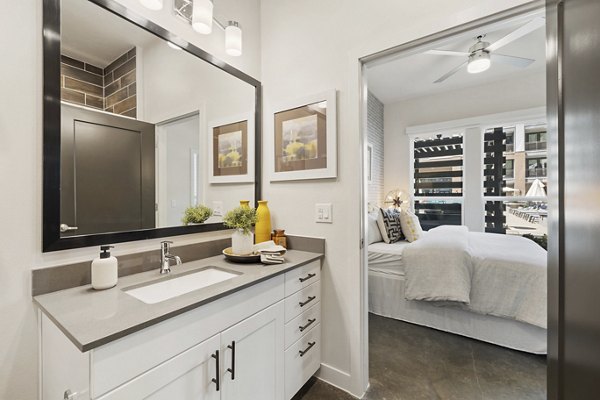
[366,14,546,104]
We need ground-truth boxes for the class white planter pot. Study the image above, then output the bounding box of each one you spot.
[231,229,254,255]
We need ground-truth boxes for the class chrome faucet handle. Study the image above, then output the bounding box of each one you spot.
[161,240,173,253]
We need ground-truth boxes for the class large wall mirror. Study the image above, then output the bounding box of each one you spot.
[43,0,261,252]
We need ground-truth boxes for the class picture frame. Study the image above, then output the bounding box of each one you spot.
[208,113,255,184]
[268,90,337,181]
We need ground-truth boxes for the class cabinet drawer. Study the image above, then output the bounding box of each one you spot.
[284,301,320,349]
[284,280,320,323]
[91,275,284,398]
[284,324,321,400]
[284,261,320,296]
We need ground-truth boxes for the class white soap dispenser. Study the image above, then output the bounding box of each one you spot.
[91,245,118,290]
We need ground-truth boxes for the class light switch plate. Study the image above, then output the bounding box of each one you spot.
[212,201,224,216]
[315,203,333,223]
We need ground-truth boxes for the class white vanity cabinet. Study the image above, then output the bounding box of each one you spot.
[39,260,321,400]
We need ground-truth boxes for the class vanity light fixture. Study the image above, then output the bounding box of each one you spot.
[173,0,243,57]
[192,0,213,34]
[138,0,163,11]
[225,21,242,56]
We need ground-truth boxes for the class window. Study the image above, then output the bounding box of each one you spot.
[483,123,548,237]
[413,134,463,229]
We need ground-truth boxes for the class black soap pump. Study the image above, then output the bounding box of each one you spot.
[91,245,118,290]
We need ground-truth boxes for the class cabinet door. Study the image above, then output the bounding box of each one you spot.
[220,301,284,400]
[97,334,220,400]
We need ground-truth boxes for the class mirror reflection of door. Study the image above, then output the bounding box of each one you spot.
[60,104,155,236]
[156,113,202,227]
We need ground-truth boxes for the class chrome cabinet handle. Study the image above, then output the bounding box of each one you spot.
[299,318,316,332]
[211,351,220,391]
[226,341,236,380]
[299,341,316,357]
[299,296,316,307]
[60,224,78,233]
[299,273,316,283]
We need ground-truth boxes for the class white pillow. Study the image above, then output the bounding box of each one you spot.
[367,212,383,244]
[376,208,404,244]
[400,210,423,242]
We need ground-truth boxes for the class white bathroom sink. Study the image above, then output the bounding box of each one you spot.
[124,267,241,304]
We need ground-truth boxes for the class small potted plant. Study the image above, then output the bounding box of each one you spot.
[223,206,257,255]
[182,205,213,225]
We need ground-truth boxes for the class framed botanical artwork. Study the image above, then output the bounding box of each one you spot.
[208,113,255,183]
[269,90,337,181]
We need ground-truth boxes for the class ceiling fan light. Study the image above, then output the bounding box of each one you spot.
[225,21,242,56]
[467,52,491,74]
[139,0,163,10]
[192,0,213,34]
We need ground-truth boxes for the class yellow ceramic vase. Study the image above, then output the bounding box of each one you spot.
[255,200,272,243]
[239,200,250,209]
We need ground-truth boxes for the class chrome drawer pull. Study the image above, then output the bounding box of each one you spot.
[299,273,316,283]
[299,341,316,357]
[299,296,316,307]
[299,318,316,332]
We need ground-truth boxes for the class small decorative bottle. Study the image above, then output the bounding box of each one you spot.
[239,200,250,209]
[272,229,287,248]
[255,200,272,243]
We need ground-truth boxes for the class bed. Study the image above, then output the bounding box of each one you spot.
[368,224,548,354]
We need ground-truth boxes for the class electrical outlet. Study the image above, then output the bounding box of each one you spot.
[315,203,333,223]
[212,201,224,216]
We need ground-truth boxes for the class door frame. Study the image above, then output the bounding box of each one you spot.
[357,0,556,396]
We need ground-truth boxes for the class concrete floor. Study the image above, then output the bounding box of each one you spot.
[298,313,546,400]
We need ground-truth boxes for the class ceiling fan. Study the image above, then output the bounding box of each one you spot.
[425,17,545,83]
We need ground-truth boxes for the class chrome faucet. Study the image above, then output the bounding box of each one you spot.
[160,241,181,274]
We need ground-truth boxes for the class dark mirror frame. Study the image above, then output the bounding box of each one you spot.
[42,0,262,252]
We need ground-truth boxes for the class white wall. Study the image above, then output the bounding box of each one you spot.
[140,38,256,217]
[0,1,260,398]
[260,0,539,396]
[384,71,546,198]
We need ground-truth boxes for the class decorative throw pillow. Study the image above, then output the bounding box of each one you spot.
[400,210,423,242]
[376,208,404,244]
[367,212,383,244]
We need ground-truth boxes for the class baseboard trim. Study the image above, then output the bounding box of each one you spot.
[316,363,361,398]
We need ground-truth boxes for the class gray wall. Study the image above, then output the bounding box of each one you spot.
[367,91,384,206]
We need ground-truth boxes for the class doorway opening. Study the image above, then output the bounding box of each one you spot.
[360,4,549,399]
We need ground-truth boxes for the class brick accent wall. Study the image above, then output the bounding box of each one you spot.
[60,48,137,118]
[367,91,385,207]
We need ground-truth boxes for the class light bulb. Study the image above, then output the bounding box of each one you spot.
[225,21,242,56]
[138,0,163,11]
[467,52,491,74]
[192,0,213,34]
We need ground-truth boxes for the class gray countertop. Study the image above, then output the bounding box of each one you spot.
[33,250,322,352]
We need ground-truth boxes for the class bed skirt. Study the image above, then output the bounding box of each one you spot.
[369,270,547,354]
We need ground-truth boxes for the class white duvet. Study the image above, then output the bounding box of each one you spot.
[403,226,547,329]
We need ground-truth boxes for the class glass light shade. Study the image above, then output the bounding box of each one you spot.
[384,189,410,210]
[139,0,163,10]
[467,53,491,74]
[225,22,242,56]
[192,0,213,34]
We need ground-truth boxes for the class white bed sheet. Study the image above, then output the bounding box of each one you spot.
[368,270,547,354]
[367,240,411,276]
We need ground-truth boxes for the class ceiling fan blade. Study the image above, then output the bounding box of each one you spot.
[491,53,536,68]
[434,61,468,83]
[425,50,470,57]
[486,17,545,52]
